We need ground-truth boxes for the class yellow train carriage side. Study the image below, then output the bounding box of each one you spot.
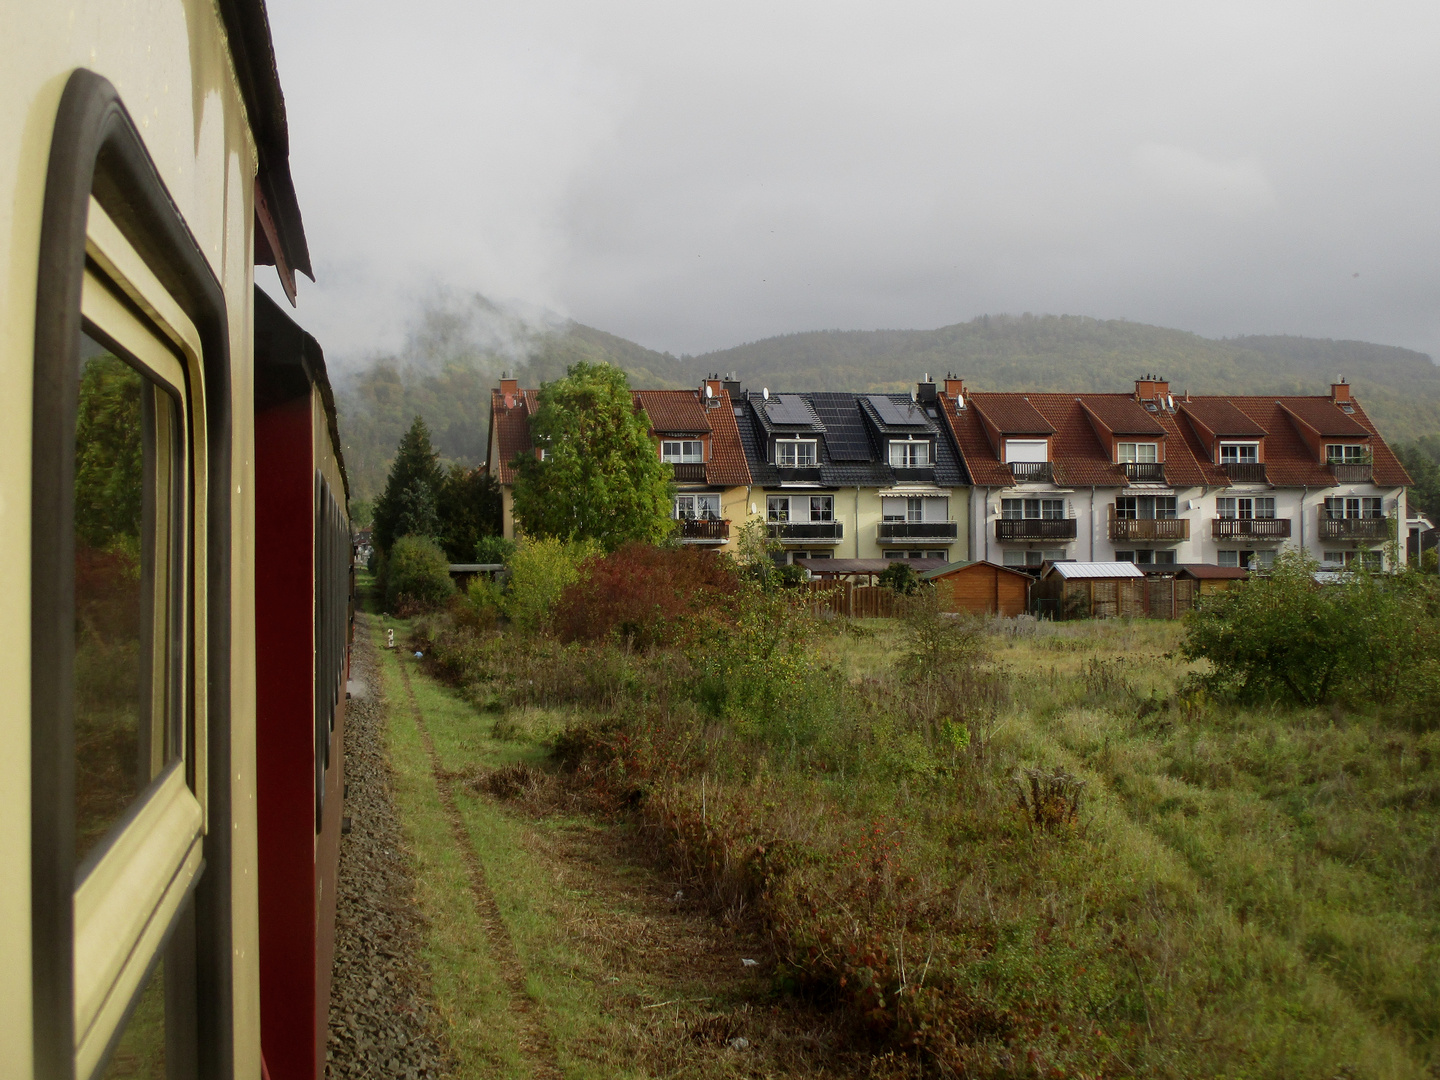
[0,2,312,1077]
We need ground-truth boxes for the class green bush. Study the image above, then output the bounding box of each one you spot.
[474,534,516,564]
[501,537,600,632]
[383,535,456,613]
[877,561,920,594]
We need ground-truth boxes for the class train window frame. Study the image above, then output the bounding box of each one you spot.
[72,209,208,1079]
[33,70,236,1080]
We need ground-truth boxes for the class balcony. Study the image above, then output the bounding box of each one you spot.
[1212,517,1291,540]
[774,465,822,482]
[1331,463,1373,483]
[1109,516,1190,542]
[1121,462,1166,483]
[1008,461,1053,484]
[1319,517,1389,542]
[670,461,707,482]
[890,466,936,482]
[879,521,959,542]
[768,521,844,544]
[1221,462,1268,484]
[995,518,1077,542]
[676,518,729,543]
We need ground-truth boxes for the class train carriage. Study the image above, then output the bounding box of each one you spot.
[1,3,349,1078]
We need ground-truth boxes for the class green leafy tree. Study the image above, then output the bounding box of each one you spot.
[436,464,502,563]
[1394,438,1440,524]
[383,535,455,612]
[372,416,444,553]
[511,361,672,550]
[878,561,920,595]
[75,356,143,549]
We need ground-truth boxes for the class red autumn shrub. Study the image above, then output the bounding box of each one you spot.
[553,542,740,648]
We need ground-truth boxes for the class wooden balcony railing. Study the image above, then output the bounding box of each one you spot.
[676,518,729,542]
[1212,517,1291,539]
[1319,517,1389,541]
[995,518,1077,541]
[670,462,707,482]
[1109,516,1189,542]
[768,521,844,543]
[1221,462,1268,483]
[1331,464,1373,483]
[878,521,959,541]
[1121,462,1166,483]
[1008,461,1053,483]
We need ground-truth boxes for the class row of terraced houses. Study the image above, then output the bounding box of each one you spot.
[487,371,1413,571]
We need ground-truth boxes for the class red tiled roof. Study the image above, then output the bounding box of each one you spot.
[969,394,1055,435]
[490,388,537,484]
[1228,398,1410,487]
[634,390,711,434]
[489,385,751,488]
[1178,399,1267,437]
[937,395,1013,486]
[1077,396,1166,435]
[702,390,753,485]
[1276,398,1372,438]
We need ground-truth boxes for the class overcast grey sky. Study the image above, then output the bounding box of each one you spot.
[262,1,1440,365]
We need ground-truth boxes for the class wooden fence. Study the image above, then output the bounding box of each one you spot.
[800,581,916,619]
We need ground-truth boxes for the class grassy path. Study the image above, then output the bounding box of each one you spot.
[363,608,844,1080]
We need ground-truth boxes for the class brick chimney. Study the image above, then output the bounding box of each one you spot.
[703,373,724,401]
[500,374,518,408]
[1331,376,1351,404]
[943,373,965,398]
[1135,374,1169,402]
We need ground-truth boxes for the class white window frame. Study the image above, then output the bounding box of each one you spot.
[809,496,834,522]
[662,439,704,463]
[774,439,817,467]
[766,495,790,522]
[1219,443,1259,464]
[1004,439,1048,464]
[889,440,930,467]
[674,493,721,520]
[1325,443,1368,465]
[1117,442,1158,464]
[1001,497,1065,521]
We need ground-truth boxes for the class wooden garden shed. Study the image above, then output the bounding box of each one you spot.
[1032,561,1147,619]
[920,560,1032,616]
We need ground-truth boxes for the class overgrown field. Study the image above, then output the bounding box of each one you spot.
[412,579,1440,1079]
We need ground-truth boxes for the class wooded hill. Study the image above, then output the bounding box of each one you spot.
[335,312,1440,504]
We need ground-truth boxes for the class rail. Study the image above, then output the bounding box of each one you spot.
[1109,516,1189,541]
[670,462,707,482]
[767,521,844,542]
[1319,517,1388,541]
[995,518,1077,541]
[1330,464,1373,483]
[1221,462,1267,483]
[1008,461,1053,483]
[878,521,959,540]
[676,518,729,542]
[1121,462,1166,483]
[1212,518,1290,539]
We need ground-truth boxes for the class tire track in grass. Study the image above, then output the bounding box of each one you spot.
[394,653,562,1080]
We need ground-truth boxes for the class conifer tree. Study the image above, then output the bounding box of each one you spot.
[373,416,444,553]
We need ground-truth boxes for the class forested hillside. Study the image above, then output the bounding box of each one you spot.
[335,305,1440,505]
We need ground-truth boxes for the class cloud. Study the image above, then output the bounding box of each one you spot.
[1132,144,1275,216]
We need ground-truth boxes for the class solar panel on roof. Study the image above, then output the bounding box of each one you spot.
[766,394,817,426]
[867,394,927,427]
[809,395,873,461]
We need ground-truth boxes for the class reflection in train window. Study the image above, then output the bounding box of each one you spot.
[74,331,183,870]
[99,959,166,1079]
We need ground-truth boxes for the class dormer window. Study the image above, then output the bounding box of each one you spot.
[1004,439,1047,463]
[889,440,930,467]
[1117,442,1158,464]
[1326,444,1368,465]
[662,439,704,463]
[775,439,817,467]
[1220,443,1258,464]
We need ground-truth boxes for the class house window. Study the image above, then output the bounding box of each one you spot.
[537,447,549,461]
[1115,550,1135,562]
[1219,443,1259,464]
[1326,444,1368,464]
[807,550,832,560]
[662,439,704,463]
[766,496,790,522]
[1154,550,1177,565]
[1216,497,1275,520]
[1115,495,1176,520]
[924,550,949,559]
[889,440,930,467]
[1004,439,1047,463]
[884,550,907,559]
[883,496,949,522]
[775,439,817,466]
[1001,498,1065,520]
[1324,550,1382,570]
[1002,549,1056,568]
[674,493,721,520]
[1324,497,1383,519]
[1217,550,1239,567]
[1117,442,1158,463]
[809,496,834,522]
[1252,550,1276,569]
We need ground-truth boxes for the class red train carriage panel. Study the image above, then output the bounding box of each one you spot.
[254,286,351,1080]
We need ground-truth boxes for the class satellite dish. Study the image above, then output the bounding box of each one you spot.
[763,387,769,400]
[1167,394,1175,410]
[955,394,965,411]
[704,384,713,399]
[911,388,918,402]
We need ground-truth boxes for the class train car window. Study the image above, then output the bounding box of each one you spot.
[67,204,206,1080]
[74,330,184,869]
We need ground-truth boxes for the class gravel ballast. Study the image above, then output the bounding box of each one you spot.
[326,613,449,1079]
